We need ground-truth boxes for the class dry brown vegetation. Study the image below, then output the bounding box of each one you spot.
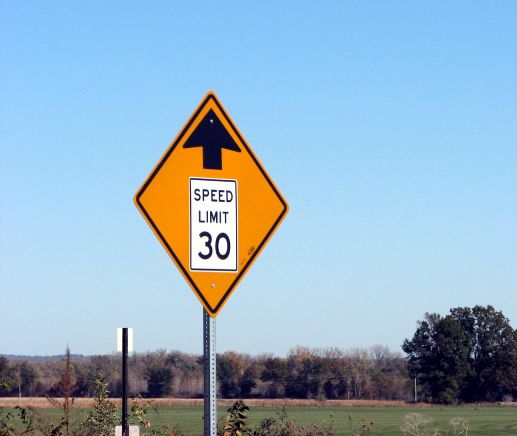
[0,397,416,409]
[4,397,516,410]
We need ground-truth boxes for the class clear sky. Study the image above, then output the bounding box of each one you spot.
[1,2,516,357]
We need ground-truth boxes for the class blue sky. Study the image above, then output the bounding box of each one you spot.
[1,1,516,356]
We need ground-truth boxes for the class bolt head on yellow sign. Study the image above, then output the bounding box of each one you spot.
[134,92,288,316]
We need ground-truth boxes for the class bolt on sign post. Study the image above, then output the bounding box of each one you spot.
[134,91,288,435]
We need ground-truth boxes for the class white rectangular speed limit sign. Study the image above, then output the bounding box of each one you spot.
[190,178,238,272]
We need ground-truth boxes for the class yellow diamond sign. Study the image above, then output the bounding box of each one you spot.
[134,92,288,316]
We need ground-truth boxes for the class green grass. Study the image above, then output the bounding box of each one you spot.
[3,405,516,435]
[150,405,517,435]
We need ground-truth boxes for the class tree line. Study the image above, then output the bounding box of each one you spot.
[0,345,410,401]
[1,305,516,404]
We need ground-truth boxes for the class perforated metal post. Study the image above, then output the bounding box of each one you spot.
[203,309,217,435]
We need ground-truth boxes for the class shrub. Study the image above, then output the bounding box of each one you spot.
[81,374,118,436]
[400,413,436,436]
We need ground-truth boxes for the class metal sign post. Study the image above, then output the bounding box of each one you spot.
[122,327,129,436]
[203,309,217,435]
[117,328,134,435]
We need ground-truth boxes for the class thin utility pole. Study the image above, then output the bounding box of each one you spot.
[18,367,21,401]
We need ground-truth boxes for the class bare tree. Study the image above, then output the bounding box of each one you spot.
[47,346,75,436]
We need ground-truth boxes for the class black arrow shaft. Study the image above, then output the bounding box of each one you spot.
[202,145,223,170]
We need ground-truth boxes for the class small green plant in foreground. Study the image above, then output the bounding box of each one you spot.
[0,408,15,436]
[130,396,182,436]
[400,413,470,436]
[82,374,118,436]
[219,400,337,436]
[220,400,251,436]
[348,414,374,435]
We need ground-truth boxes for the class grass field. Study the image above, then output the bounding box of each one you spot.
[3,403,517,435]
[151,405,516,435]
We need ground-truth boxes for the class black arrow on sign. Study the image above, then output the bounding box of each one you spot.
[183,109,241,170]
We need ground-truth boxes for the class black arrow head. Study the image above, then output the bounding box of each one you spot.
[183,109,241,170]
